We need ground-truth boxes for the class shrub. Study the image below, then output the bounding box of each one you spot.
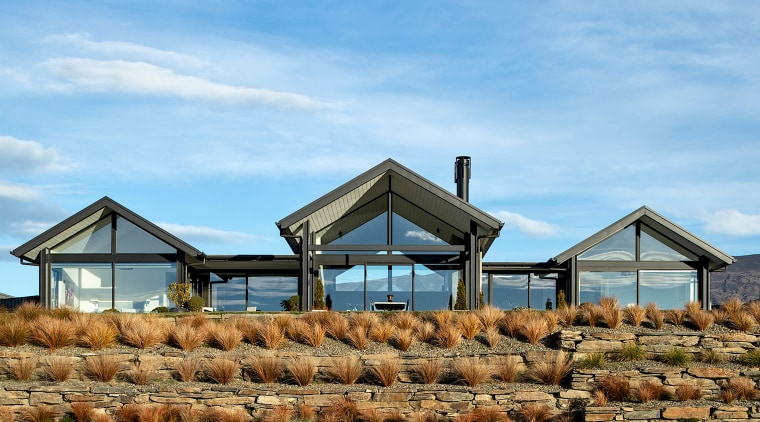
[597,374,630,401]
[555,305,578,327]
[129,361,156,385]
[205,358,239,385]
[456,312,482,340]
[43,356,73,382]
[494,356,520,383]
[433,324,462,349]
[483,326,500,348]
[19,406,57,422]
[674,384,703,401]
[0,318,30,347]
[526,352,572,386]
[614,343,647,362]
[392,328,416,351]
[281,295,300,311]
[186,295,204,312]
[576,352,606,369]
[325,355,363,385]
[665,309,687,326]
[632,380,667,403]
[169,322,207,351]
[313,278,326,310]
[520,317,549,345]
[80,319,118,350]
[287,356,316,386]
[660,347,692,366]
[645,303,664,329]
[345,325,369,350]
[454,278,467,310]
[208,321,243,351]
[415,359,444,384]
[687,309,714,331]
[9,357,37,381]
[167,282,192,309]
[152,306,169,313]
[370,321,395,343]
[246,354,283,384]
[518,403,552,422]
[371,358,400,387]
[174,358,201,382]
[452,357,491,387]
[623,304,646,327]
[31,316,77,350]
[85,354,122,382]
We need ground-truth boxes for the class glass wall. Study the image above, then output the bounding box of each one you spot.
[530,275,557,310]
[116,217,175,253]
[115,263,176,312]
[579,271,637,307]
[578,225,636,261]
[52,219,111,254]
[211,276,246,312]
[51,263,112,312]
[414,264,456,311]
[639,270,697,308]
[484,273,558,310]
[248,276,298,311]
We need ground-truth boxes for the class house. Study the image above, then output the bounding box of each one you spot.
[11,157,734,312]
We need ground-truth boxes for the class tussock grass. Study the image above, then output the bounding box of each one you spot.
[415,358,444,384]
[371,358,400,387]
[392,328,416,351]
[320,397,359,422]
[687,309,714,331]
[674,384,703,401]
[483,326,500,348]
[632,380,667,403]
[324,312,349,341]
[722,297,744,316]
[391,312,420,331]
[476,305,504,331]
[452,357,491,387]
[746,300,760,324]
[623,304,646,327]
[117,315,167,349]
[238,318,260,345]
[614,343,647,362]
[698,348,725,364]
[287,356,316,386]
[500,310,528,338]
[555,305,578,327]
[0,318,30,347]
[173,358,201,382]
[9,357,37,381]
[665,309,687,326]
[456,312,482,340]
[645,303,664,330]
[79,319,118,350]
[345,325,369,350]
[415,321,436,343]
[325,355,363,385]
[168,322,207,351]
[585,305,604,328]
[660,347,692,366]
[85,354,122,382]
[205,357,239,385]
[711,308,730,325]
[494,356,520,383]
[263,406,293,422]
[129,361,156,386]
[731,311,757,332]
[350,311,378,334]
[576,352,606,369]
[433,324,462,349]
[740,348,760,367]
[526,352,572,386]
[31,316,77,350]
[430,310,454,328]
[208,320,243,351]
[20,406,58,422]
[520,317,549,345]
[259,318,288,349]
[457,406,512,422]
[370,321,395,343]
[597,374,630,401]
[247,354,283,384]
[43,356,73,382]
[720,377,760,403]
[518,402,552,422]
[70,402,94,422]
[15,302,45,322]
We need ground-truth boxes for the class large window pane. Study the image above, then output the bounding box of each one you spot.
[579,225,635,261]
[52,218,111,254]
[212,276,246,312]
[116,217,175,253]
[579,271,637,307]
[321,266,365,311]
[491,274,528,310]
[640,229,691,261]
[529,274,557,310]
[51,263,112,312]
[115,263,176,312]
[413,265,456,311]
[248,276,297,312]
[640,270,697,309]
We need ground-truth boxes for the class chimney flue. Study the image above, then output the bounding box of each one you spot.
[455,156,471,202]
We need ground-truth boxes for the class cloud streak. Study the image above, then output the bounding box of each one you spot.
[0,136,74,175]
[156,222,252,245]
[42,58,333,110]
[491,211,560,237]
[700,209,760,237]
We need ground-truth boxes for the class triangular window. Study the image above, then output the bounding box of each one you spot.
[578,225,635,261]
[640,225,693,261]
[116,217,176,253]
[53,217,111,254]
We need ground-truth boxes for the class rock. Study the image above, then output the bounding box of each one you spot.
[687,367,739,379]
[661,406,710,420]
[623,409,660,419]
[514,391,553,402]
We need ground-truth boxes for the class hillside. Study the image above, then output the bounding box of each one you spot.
[711,254,760,305]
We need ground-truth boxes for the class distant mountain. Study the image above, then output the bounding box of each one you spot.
[710,254,760,305]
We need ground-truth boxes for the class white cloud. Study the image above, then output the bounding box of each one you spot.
[9,220,54,236]
[700,209,760,237]
[491,211,560,237]
[0,180,42,201]
[156,222,251,245]
[42,58,333,110]
[0,136,73,175]
[404,230,444,243]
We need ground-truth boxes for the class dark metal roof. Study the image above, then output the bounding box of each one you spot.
[552,206,735,271]
[276,158,504,255]
[11,196,202,263]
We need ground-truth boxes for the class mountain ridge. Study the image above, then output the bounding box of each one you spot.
[711,253,760,305]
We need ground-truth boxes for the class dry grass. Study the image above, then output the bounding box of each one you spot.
[263,406,293,422]
[687,309,714,331]
[85,354,122,382]
[597,374,630,401]
[205,357,239,385]
[585,305,603,328]
[0,407,14,422]
[526,352,572,386]
[415,358,444,384]
[392,328,416,351]
[259,318,288,349]
[296,403,316,422]
[19,406,58,422]
[287,356,316,386]
[70,402,94,422]
[520,317,549,345]
[43,356,73,382]
[456,407,512,422]
[477,304,504,331]
[494,356,520,383]
[720,377,760,402]
[433,324,462,349]
[392,312,420,331]
[674,384,703,401]
[731,311,757,332]
[173,358,201,382]
[247,354,283,383]
[325,355,363,385]
[168,322,207,351]
[114,403,140,422]
[746,300,760,323]
[452,357,491,387]
[665,309,687,326]
[345,325,369,350]
[320,396,359,422]
[483,326,501,348]
[118,315,167,349]
[15,302,45,321]
[456,312,482,340]
[685,301,702,314]
[555,305,578,327]
[0,318,30,347]
[430,309,454,328]
[602,308,623,329]
[129,361,156,385]
[415,321,436,343]
[722,296,744,315]
[9,357,37,381]
[79,319,118,350]
[632,380,667,403]
[645,303,664,329]
[238,318,260,345]
[592,390,608,406]
[199,407,248,422]
[500,310,528,338]
[350,311,378,334]
[518,402,553,422]
[623,304,647,327]
[370,321,395,343]
[324,312,350,340]
[371,358,400,387]
[712,308,730,325]
[208,321,243,351]
[31,316,77,350]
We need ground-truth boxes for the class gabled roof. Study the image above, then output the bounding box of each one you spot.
[276,158,503,254]
[12,196,202,263]
[552,206,735,270]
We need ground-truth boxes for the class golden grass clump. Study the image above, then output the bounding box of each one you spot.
[371,358,400,387]
[117,314,167,349]
[452,357,492,387]
[687,309,714,331]
[79,319,118,350]
[238,318,260,345]
[325,355,363,385]
[483,326,501,349]
[391,312,420,331]
[645,303,664,330]
[259,318,288,349]
[601,307,623,329]
[70,402,94,422]
[430,309,454,328]
[392,328,416,351]
[456,312,483,340]
[31,315,77,351]
[555,305,578,327]
[731,311,757,332]
[0,318,30,347]
[263,406,293,422]
[205,357,240,385]
[287,356,316,386]
[518,402,553,422]
[14,302,46,321]
[585,305,604,328]
[43,356,73,382]
[632,380,667,403]
[433,324,462,349]
[85,354,122,382]
[526,352,572,386]
[320,396,359,422]
[721,297,744,316]
[596,374,630,401]
[712,308,730,325]
[674,383,703,401]
[500,310,528,338]
[324,312,350,340]
[720,377,760,403]
[415,358,444,384]
[370,321,395,343]
[247,354,283,384]
[623,304,647,327]
[745,300,760,323]
[168,322,207,351]
[350,311,378,334]
[9,357,37,381]
[665,309,687,326]
[20,406,59,422]
[173,358,201,382]
[520,316,550,345]
[207,320,243,351]
[415,321,436,343]
[345,325,369,350]
[129,361,156,385]
[494,356,521,383]
[477,304,504,331]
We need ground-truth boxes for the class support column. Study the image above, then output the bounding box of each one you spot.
[569,256,578,306]
[39,248,50,308]
[299,220,312,311]
[466,220,479,310]
[700,256,710,310]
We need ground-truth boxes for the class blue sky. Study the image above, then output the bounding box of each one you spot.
[1,1,759,297]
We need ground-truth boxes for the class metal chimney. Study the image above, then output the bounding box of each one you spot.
[454,156,471,201]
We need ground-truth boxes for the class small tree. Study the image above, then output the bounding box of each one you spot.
[557,290,567,309]
[168,282,192,310]
[314,278,326,310]
[281,295,300,311]
[454,279,467,310]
